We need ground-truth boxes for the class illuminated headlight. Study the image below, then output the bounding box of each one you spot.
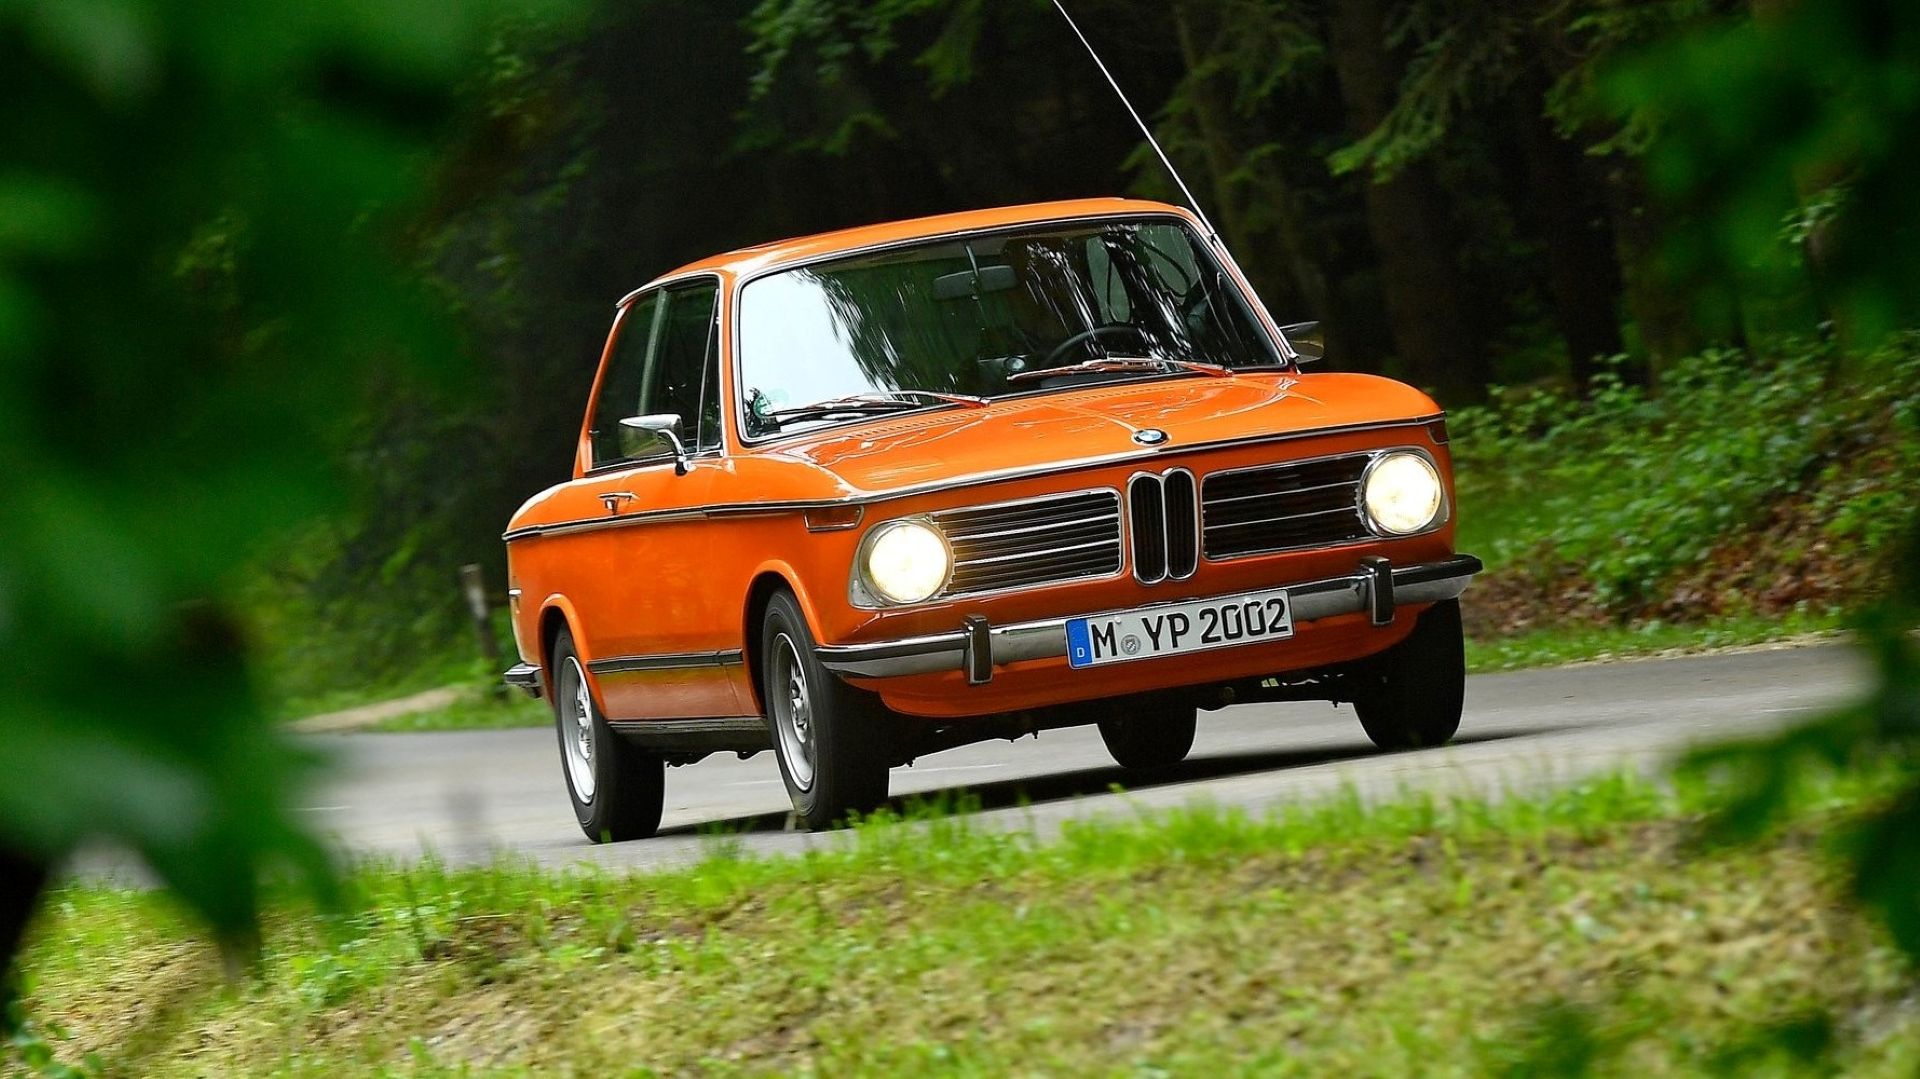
[862,520,952,605]
[1362,452,1444,535]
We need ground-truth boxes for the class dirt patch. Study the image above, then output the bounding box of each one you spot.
[289,686,473,734]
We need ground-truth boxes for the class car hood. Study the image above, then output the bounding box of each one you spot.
[770,372,1441,495]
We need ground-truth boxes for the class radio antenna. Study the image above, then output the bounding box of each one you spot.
[1050,0,1297,362]
[1049,0,1219,242]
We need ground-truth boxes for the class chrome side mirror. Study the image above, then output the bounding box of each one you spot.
[1278,321,1325,365]
[619,414,691,476]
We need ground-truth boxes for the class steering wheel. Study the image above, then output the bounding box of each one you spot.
[1043,323,1151,367]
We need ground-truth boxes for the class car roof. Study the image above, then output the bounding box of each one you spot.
[632,197,1197,302]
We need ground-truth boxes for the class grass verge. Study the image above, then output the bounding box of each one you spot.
[1463,608,1843,672]
[15,772,1918,1076]
[358,691,551,734]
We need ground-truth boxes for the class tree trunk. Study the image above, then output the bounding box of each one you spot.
[1511,81,1623,390]
[1600,156,1700,383]
[1167,1,1310,317]
[1323,0,1488,404]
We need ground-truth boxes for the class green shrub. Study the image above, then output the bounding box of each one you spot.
[1452,337,1920,618]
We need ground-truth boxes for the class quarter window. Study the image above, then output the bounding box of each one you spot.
[588,281,721,468]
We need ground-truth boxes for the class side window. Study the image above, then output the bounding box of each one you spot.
[646,282,721,453]
[586,282,722,469]
[588,293,661,468]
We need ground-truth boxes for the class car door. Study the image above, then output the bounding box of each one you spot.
[567,278,743,720]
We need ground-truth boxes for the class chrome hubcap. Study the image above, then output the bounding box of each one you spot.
[562,657,596,803]
[769,632,816,791]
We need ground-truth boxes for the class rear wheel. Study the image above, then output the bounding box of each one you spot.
[1098,698,1198,770]
[761,591,891,829]
[551,629,665,842]
[1351,599,1465,750]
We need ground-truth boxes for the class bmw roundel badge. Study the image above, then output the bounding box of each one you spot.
[1133,428,1170,446]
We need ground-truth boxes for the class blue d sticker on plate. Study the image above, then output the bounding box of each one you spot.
[1066,619,1094,666]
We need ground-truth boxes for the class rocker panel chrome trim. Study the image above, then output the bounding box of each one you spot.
[606,716,766,735]
[587,650,746,675]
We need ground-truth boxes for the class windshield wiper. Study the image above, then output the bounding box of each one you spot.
[1004,356,1232,385]
[759,389,987,430]
[846,389,989,408]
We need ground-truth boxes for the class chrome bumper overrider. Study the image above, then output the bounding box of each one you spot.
[504,662,544,698]
[815,554,1483,684]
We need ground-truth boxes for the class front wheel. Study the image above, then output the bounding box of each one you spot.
[1350,599,1466,751]
[761,591,891,829]
[551,629,665,842]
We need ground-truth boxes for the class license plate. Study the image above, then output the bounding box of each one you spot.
[1065,587,1295,669]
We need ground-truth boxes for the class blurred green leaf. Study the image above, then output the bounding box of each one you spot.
[0,0,581,995]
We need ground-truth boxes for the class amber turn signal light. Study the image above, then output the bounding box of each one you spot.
[804,505,865,532]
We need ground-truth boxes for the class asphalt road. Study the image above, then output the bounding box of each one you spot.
[301,643,1867,873]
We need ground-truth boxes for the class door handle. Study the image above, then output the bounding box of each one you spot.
[599,492,636,515]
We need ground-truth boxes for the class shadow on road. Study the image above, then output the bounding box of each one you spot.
[655,728,1541,838]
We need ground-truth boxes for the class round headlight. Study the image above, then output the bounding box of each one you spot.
[1362,452,1444,535]
[864,520,952,605]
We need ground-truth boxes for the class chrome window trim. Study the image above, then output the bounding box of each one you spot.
[581,449,726,480]
[587,271,732,472]
[726,211,1289,450]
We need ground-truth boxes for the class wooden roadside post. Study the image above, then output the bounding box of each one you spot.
[459,563,507,699]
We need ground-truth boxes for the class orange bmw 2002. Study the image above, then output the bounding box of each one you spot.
[503,198,1480,840]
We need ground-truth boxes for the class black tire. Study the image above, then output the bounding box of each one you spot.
[1098,698,1198,770]
[550,629,665,842]
[760,590,892,829]
[1351,599,1466,751]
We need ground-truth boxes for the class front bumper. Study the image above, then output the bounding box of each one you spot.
[816,553,1481,684]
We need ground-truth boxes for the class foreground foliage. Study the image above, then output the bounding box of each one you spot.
[12,776,1919,1076]
[0,0,565,975]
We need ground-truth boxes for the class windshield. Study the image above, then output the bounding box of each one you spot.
[737,217,1284,438]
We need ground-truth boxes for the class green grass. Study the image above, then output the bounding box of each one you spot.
[267,657,498,725]
[361,691,551,734]
[1463,609,1843,672]
[14,772,1918,1076]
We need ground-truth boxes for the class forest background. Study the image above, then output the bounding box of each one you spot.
[252,0,1920,708]
[7,1,1920,1068]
